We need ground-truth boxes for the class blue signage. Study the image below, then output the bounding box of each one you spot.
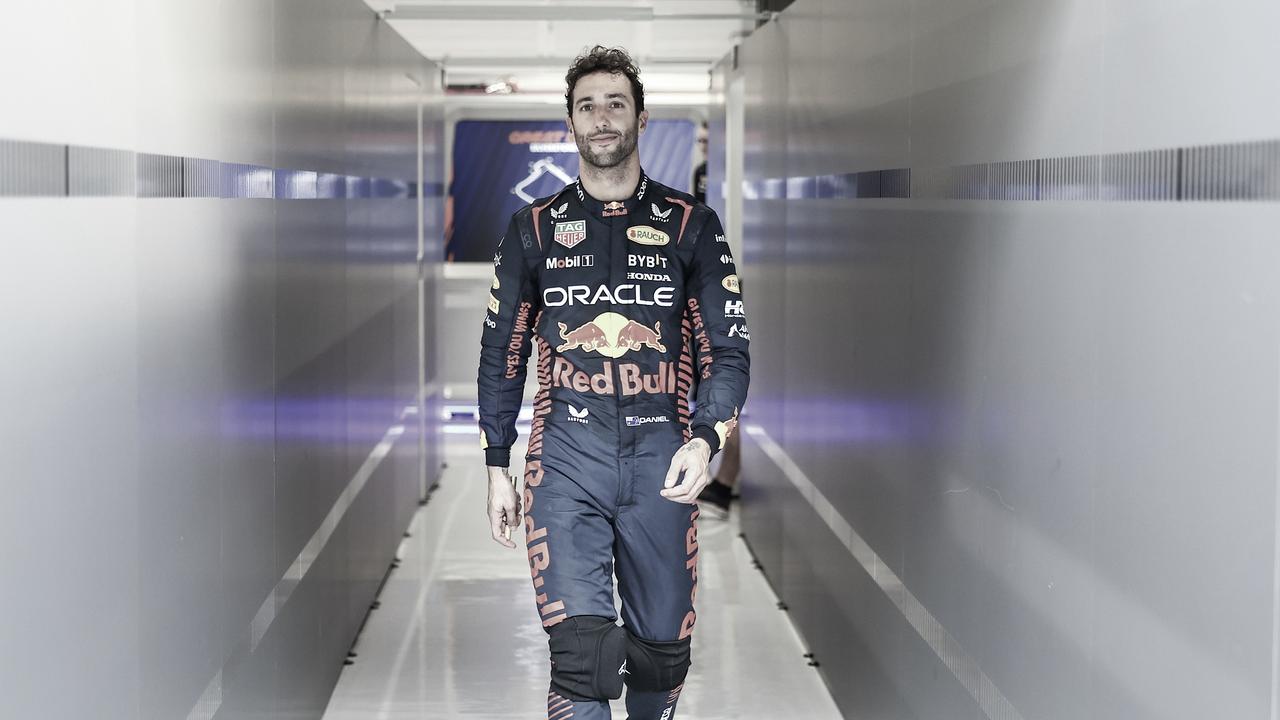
[447,119,695,262]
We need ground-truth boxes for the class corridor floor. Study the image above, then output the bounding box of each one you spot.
[322,438,843,720]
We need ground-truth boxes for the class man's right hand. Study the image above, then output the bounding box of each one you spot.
[486,466,522,549]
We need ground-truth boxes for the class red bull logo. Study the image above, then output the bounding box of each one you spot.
[556,321,609,352]
[551,356,678,396]
[525,459,568,628]
[678,507,699,640]
[556,312,667,357]
[616,319,666,352]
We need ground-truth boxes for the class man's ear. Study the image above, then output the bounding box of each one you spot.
[639,109,649,134]
[565,115,574,137]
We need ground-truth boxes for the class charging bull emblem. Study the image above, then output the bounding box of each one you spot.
[556,312,666,358]
[557,321,610,352]
[615,319,666,352]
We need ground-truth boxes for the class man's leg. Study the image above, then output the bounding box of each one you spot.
[614,453,699,720]
[525,457,622,720]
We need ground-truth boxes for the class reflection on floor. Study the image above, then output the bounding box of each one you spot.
[322,438,843,720]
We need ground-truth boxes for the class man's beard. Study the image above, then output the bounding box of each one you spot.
[576,124,638,169]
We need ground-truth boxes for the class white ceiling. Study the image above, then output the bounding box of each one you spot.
[365,0,760,104]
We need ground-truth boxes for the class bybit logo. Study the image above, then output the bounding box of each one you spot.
[627,252,671,281]
[628,253,668,269]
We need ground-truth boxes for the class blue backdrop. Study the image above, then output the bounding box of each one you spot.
[447,119,694,262]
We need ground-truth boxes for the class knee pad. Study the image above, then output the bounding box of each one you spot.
[547,616,627,701]
[623,632,692,692]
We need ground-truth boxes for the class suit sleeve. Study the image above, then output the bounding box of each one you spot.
[477,214,538,468]
[684,211,750,457]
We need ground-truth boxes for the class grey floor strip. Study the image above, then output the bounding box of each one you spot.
[744,423,1027,720]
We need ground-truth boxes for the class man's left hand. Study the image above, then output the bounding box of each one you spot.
[660,438,713,504]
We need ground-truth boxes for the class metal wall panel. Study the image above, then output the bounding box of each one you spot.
[0,202,141,719]
[0,2,444,719]
[738,19,789,593]
[732,1,1280,719]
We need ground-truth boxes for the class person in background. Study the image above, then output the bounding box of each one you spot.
[691,120,739,521]
[692,122,708,204]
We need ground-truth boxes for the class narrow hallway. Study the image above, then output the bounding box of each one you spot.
[322,438,843,719]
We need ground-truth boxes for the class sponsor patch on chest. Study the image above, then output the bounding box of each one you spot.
[627,225,670,246]
[554,220,587,249]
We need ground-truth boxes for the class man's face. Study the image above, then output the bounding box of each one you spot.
[567,71,647,170]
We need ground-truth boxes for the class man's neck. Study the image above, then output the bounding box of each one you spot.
[578,155,641,202]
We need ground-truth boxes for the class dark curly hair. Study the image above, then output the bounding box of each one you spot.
[565,45,645,116]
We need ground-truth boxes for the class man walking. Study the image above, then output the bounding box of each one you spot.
[477,46,750,720]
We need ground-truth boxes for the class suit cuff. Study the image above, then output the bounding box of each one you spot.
[692,425,721,459]
[485,447,512,468]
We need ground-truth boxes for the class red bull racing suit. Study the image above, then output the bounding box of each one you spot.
[477,172,749,720]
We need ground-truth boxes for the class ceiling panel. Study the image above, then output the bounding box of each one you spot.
[365,0,758,99]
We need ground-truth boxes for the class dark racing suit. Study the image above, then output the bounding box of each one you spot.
[478,172,749,720]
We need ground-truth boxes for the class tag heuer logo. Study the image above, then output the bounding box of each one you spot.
[554,220,587,249]
[550,202,568,220]
[626,225,670,246]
